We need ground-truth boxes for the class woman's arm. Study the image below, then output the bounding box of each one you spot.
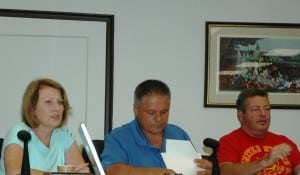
[4,144,50,175]
[65,141,90,173]
[4,144,23,175]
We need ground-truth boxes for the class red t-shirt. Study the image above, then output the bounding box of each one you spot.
[218,128,300,175]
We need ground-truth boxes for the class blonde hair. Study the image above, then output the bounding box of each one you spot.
[21,78,71,128]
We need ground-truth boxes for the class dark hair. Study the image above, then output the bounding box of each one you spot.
[134,79,171,106]
[236,88,269,112]
[21,78,71,128]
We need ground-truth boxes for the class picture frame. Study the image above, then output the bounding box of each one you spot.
[0,9,114,139]
[204,21,300,109]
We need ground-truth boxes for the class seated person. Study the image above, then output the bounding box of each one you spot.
[0,78,90,175]
[101,79,212,175]
[218,88,300,175]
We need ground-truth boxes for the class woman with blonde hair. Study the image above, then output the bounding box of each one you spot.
[0,78,90,175]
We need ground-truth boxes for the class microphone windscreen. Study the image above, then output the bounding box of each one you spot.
[17,130,31,142]
[203,137,219,149]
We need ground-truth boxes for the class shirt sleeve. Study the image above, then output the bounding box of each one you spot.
[282,135,300,167]
[3,122,29,149]
[101,134,129,170]
[218,134,241,163]
[55,127,75,152]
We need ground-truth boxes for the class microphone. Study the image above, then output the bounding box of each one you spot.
[203,137,219,149]
[17,130,31,175]
[203,138,220,175]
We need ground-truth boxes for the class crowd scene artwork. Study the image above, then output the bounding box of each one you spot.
[219,37,300,93]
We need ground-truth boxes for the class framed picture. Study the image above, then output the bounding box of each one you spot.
[0,9,114,139]
[204,21,300,109]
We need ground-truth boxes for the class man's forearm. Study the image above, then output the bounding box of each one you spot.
[220,158,271,175]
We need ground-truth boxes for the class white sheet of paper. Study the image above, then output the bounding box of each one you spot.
[161,139,206,175]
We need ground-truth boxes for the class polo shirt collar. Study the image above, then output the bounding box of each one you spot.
[131,118,166,151]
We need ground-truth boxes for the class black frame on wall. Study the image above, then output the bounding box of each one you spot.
[0,8,114,134]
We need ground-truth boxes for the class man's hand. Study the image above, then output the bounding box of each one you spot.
[263,143,291,167]
[194,158,212,175]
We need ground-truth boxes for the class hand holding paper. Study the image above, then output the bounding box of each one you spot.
[161,139,207,175]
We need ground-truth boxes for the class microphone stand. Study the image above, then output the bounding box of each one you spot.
[17,130,31,175]
[203,138,220,175]
[211,147,220,175]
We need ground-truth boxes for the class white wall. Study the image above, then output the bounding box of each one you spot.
[0,0,300,151]
[0,14,108,142]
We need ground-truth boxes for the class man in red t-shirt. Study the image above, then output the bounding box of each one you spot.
[218,89,300,175]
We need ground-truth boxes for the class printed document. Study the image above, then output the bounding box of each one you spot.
[161,139,206,175]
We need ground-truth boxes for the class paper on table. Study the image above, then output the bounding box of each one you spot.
[161,139,206,175]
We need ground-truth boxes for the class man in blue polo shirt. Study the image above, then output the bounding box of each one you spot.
[101,79,212,175]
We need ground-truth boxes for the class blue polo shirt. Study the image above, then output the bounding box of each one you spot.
[101,119,190,170]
